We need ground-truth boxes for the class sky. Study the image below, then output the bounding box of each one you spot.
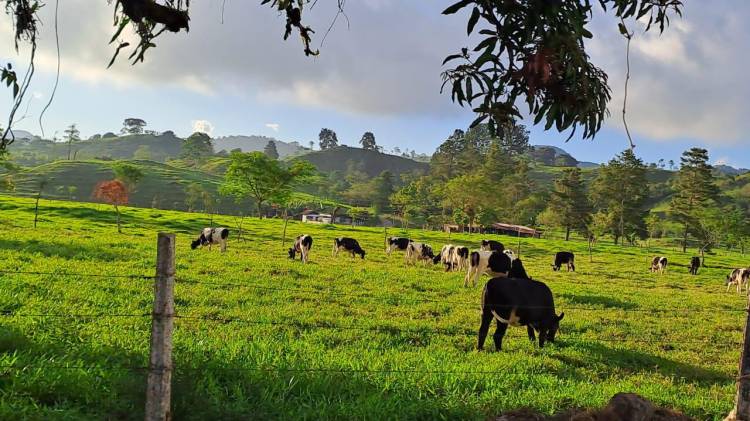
[1,0,749,168]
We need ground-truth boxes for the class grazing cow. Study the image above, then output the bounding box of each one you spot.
[480,240,504,252]
[478,254,564,351]
[650,256,668,274]
[465,250,521,287]
[551,252,575,272]
[288,234,313,263]
[726,268,750,294]
[191,228,229,252]
[689,256,701,275]
[435,244,456,271]
[406,242,435,264]
[452,246,470,271]
[386,237,412,255]
[333,237,366,259]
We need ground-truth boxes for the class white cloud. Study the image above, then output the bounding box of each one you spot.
[714,157,729,166]
[265,123,280,132]
[191,120,214,135]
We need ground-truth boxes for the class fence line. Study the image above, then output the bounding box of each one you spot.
[176,278,745,314]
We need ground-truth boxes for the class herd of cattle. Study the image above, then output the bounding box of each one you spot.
[191,228,750,350]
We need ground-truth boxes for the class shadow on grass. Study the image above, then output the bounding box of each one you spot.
[0,239,123,262]
[554,341,729,388]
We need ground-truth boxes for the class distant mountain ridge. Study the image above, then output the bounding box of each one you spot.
[213,135,308,158]
[295,145,429,177]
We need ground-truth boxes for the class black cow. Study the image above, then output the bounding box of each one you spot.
[333,237,366,259]
[191,227,229,252]
[689,256,700,275]
[453,246,469,271]
[480,240,504,252]
[478,254,563,351]
[386,237,412,255]
[552,251,575,272]
[288,234,313,263]
[509,258,531,280]
[406,242,435,264]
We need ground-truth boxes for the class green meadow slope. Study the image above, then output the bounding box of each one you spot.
[0,195,746,419]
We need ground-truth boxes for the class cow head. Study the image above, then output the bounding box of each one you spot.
[432,255,442,264]
[287,248,296,259]
[551,264,560,272]
[191,234,205,250]
[546,312,565,342]
[358,249,366,259]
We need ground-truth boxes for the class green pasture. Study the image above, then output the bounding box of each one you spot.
[0,195,747,420]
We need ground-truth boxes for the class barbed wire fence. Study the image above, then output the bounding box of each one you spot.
[1,232,749,420]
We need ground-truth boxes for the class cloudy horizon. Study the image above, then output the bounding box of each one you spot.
[1,1,748,167]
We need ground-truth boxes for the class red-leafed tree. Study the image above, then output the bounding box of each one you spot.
[93,180,129,233]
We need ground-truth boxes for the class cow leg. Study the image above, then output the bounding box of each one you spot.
[492,320,508,351]
[220,240,227,253]
[527,325,536,342]
[464,269,472,288]
[477,311,493,351]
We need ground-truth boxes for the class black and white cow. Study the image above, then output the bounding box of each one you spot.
[478,253,564,351]
[726,268,750,294]
[503,249,517,261]
[333,237,366,259]
[465,250,529,287]
[551,251,575,272]
[405,242,435,264]
[452,246,470,271]
[650,256,668,274]
[191,227,229,252]
[480,240,504,252]
[288,234,313,263]
[689,256,701,275]
[386,237,412,256]
[435,244,456,271]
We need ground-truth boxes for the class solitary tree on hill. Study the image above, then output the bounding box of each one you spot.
[264,140,279,160]
[63,124,80,160]
[360,132,377,151]
[180,132,214,164]
[318,128,339,150]
[121,118,147,135]
[669,148,719,252]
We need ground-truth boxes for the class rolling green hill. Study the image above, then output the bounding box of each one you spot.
[295,145,429,177]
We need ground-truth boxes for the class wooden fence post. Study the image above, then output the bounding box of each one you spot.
[727,295,750,421]
[145,233,175,421]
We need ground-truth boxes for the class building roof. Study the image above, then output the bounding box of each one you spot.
[491,222,540,235]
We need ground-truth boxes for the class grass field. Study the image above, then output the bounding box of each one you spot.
[0,195,747,420]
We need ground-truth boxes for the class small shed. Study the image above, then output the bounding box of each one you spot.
[487,222,541,238]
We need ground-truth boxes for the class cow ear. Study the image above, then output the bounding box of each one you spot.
[557,312,565,321]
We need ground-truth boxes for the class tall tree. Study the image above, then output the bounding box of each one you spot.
[390,176,437,228]
[264,140,279,160]
[442,173,494,231]
[546,167,591,241]
[360,132,377,151]
[63,124,80,160]
[180,132,214,164]
[371,170,395,215]
[430,129,465,180]
[121,118,147,135]
[498,123,531,157]
[220,152,314,217]
[112,161,144,192]
[590,149,649,245]
[669,148,719,252]
[318,128,339,150]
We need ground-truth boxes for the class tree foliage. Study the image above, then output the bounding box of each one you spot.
[360,132,377,151]
[441,0,682,139]
[590,149,648,245]
[319,128,339,150]
[180,132,214,163]
[220,151,315,217]
[63,124,80,161]
[263,140,280,160]
[93,179,128,233]
[545,167,591,241]
[121,118,147,135]
[111,161,144,191]
[669,147,719,252]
